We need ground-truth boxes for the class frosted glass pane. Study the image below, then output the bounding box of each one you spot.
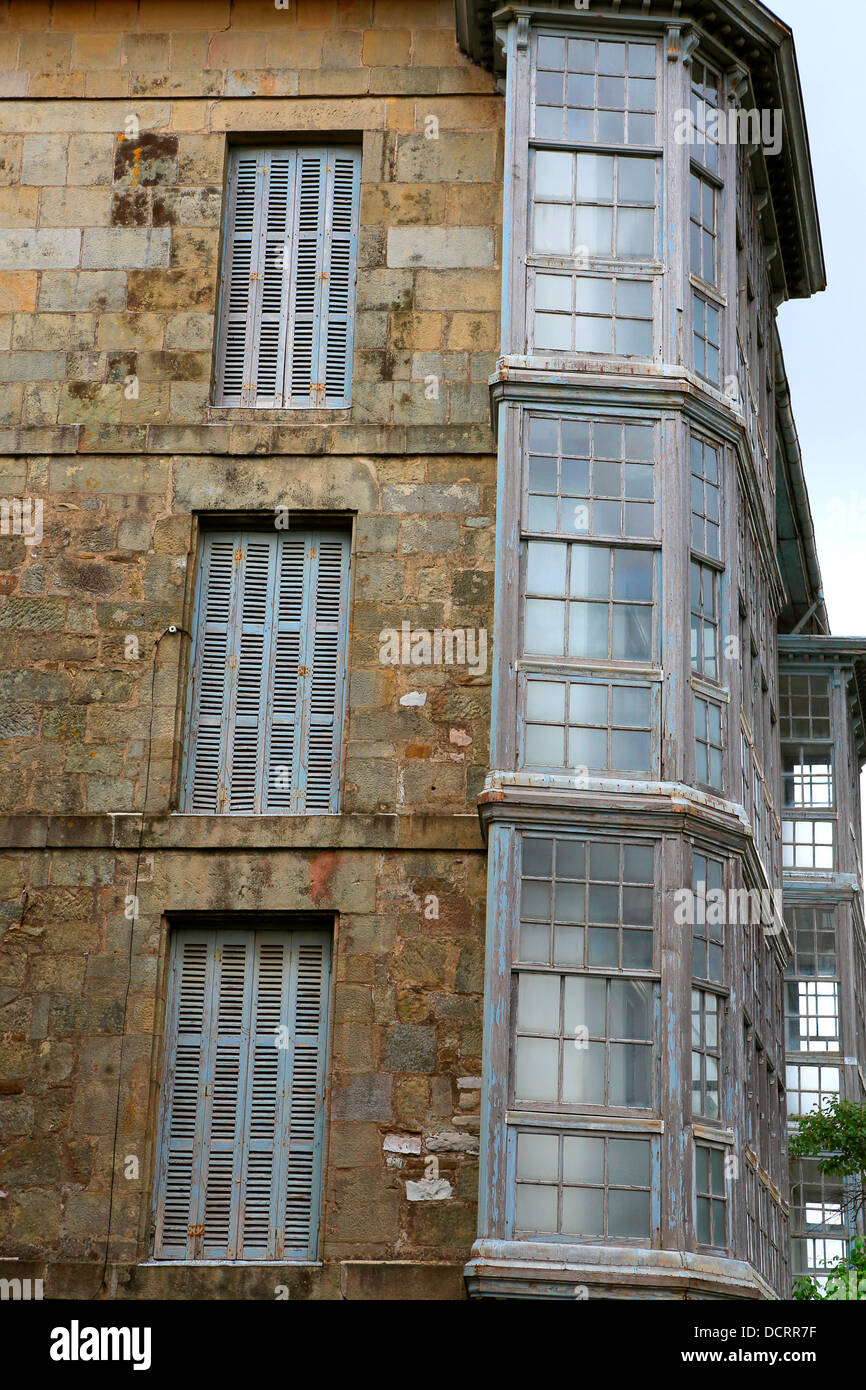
[554,881,585,924]
[577,153,614,199]
[594,459,621,496]
[528,536,569,592]
[617,207,654,258]
[576,277,613,315]
[629,78,656,111]
[609,1137,650,1185]
[569,682,608,724]
[609,979,652,1038]
[612,606,652,662]
[612,730,651,772]
[518,972,560,1032]
[555,837,585,876]
[594,499,622,535]
[515,1036,559,1101]
[526,680,566,723]
[516,1183,558,1233]
[535,203,572,254]
[536,274,569,312]
[628,112,655,143]
[529,454,557,491]
[537,36,566,69]
[519,922,550,963]
[567,72,595,105]
[609,1042,651,1105]
[599,76,625,106]
[520,879,550,920]
[564,974,606,1033]
[536,149,573,197]
[574,315,613,354]
[590,841,619,880]
[562,1039,605,1103]
[569,727,608,769]
[613,549,653,600]
[525,723,566,767]
[525,598,565,655]
[570,543,610,598]
[562,1186,604,1236]
[617,318,652,357]
[534,107,562,141]
[553,924,584,965]
[587,927,618,967]
[618,280,651,317]
[528,495,558,530]
[623,843,653,880]
[569,602,609,658]
[625,426,654,462]
[622,885,653,924]
[611,684,650,727]
[588,882,618,922]
[517,1130,559,1182]
[529,415,558,452]
[609,1188,651,1237]
[568,38,595,72]
[535,312,572,351]
[622,929,653,969]
[562,419,591,454]
[576,205,613,256]
[563,1135,604,1183]
[618,157,655,203]
[628,44,656,77]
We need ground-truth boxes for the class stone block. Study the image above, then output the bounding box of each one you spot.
[81,228,172,270]
[0,230,81,270]
[387,227,494,269]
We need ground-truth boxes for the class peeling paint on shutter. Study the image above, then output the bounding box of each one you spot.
[185,529,350,815]
[153,927,331,1263]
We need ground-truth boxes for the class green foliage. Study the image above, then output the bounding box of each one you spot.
[793,1239,866,1301]
[789,1097,866,1179]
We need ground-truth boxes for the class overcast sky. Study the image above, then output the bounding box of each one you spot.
[771,0,865,637]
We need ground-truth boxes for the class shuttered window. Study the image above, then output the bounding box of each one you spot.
[153,926,331,1262]
[184,528,351,814]
[214,146,361,408]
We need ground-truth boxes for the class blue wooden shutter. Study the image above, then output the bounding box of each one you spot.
[154,928,331,1262]
[216,147,359,408]
[287,148,360,408]
[186,528,350,815]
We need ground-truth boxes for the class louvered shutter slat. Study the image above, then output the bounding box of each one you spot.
[255,153,294,406]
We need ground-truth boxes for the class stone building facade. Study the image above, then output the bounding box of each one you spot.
[0,0,863,1301]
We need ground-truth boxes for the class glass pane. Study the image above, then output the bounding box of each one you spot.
[570,544,610,598]
[609,1042,651,1105]
[562,1039,605,1103]
[574,315,613,354]
[623,843,653,880]
[616,207,654,258]
[528,495,558,530]
[563,974,606,1034]
[611,729,651,771]
[553,923,583,965]
[517,972,560,1032]
[516,1131,559,1181]
[529,415,559,453]
[622,929,653,969]
[628,44,656,78]
[617,279,652,317]
[519,921,550,963]
[526,681,566,723]
[525,598,565,655]
[577,153,614,200]
[537,36,566,69]
[609,1137,651,1185]
[534,107,562,141]
[569,602,609,658]
[611,684,650,727]
[525,722,566,766]
[521,879,550,920]
[612,605,652,662]
[562,1185,604,1236]
[576,277,613,315]
[568,38,595,73]
[617,317,652,357]
[554,881,584,924]
[590,841,619,880]
[622,885,653,924]
[696,1194,711,1244]
[555,837,586,877]
[587,926,618,967]
[563,1134,604,1183]
[613,549,653,600]
[569,682,608,725]
[609,979,652,1038]
[522,835,553,877]
[535,203,572,254]
[527,540,568,593]
[516,1183,558,1233]
[514,1036,559,1102]
[535,149,573,198]
[608,1188,650,1237]
[588,882,619,922]
[535,312,572,351]
[569,727,608,769]
[619,157,654,203]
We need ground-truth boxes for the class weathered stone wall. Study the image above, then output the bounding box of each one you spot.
[0,0,502,1299]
